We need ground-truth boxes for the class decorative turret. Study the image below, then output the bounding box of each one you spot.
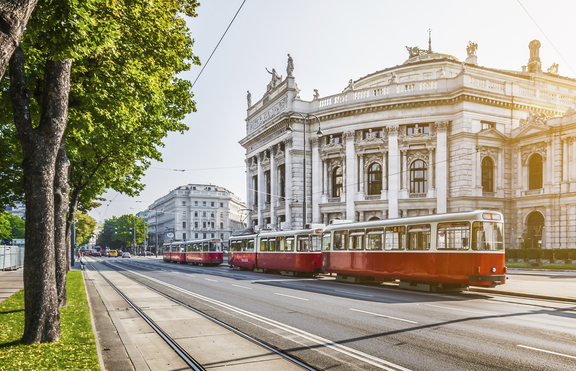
[527,39,542,73]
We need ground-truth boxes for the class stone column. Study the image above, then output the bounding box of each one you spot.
[381,151,388,200]
[436,121,448,213]
[388,126,400,218]
[516,146,523,196]
[245,159,252,227]
[284,138,293,228]
[257,152,263,228]
[427,148,435,198]
[359,154,365,194]
[358,210,365,222]
[497,148,504,197]
[476,147,483,196]
[270,148,276,229]
[322,159,329,199]
[311,137,322,223]
[562,138,569,192]
[401,150,408,195]
[345,131,356,221]
[545,139,553,192]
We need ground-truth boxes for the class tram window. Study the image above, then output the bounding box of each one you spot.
[385,226,405,250]
[349,230,365,250]
[322,233,331,251]
[366,228,384,250]
[437,222,470,250]
[285,237,295,252]
[203,243,209,252]
[269,239,276,252]
[311,236,322,251]
[209,242,219,252]
[260,239,267,252]
[298,236,310,252]
[472,222,504,251]
[186,244,192,252]
[407,224,431,250]
[333,230,348,250]
[277,237,285,251]
[248,240,255,251]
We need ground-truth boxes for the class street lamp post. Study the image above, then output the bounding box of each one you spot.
[286,113,323,228]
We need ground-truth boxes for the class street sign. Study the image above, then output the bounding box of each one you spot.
[166,233,174,238]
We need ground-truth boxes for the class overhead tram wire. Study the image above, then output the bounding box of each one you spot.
[516,0,576,77]
[191,0,247,88]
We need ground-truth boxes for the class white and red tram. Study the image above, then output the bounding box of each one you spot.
[229,226,324,275]
[163,238,224,266]
[321,210,506,290]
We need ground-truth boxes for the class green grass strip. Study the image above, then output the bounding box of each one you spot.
[0,271,99,370]
[506,262,576,270]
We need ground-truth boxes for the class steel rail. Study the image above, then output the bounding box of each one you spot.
[103,260,318,371]
[86,261,206,371]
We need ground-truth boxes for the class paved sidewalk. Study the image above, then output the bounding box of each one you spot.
[0,268,23,304]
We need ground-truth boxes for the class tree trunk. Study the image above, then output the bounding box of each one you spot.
[54,140,70,308]
[10,45,72,344]
[0,0,38,79]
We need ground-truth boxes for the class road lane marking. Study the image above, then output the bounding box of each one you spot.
[274,293,309,301]
[112,262,412,371]
[349,308,418,324]
[232,284,252,290]
[205,278,218,282]
[335,290,374,297]
[425,304,491,316]
[517,345,576,360]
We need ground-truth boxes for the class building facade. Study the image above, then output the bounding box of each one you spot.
[240,40,576,249]
[145,184,246,251]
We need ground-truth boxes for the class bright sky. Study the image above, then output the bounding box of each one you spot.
[88,0,576,223]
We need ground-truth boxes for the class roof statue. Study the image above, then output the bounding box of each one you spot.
[406,45,426,58]
[547,62,559,75]
[520,110,548,126]
[344,79,355,92]
[389,73,397,83]
[265,67,282,92]
[466,41,478,57]
[313,89,320,100]
[287,54,294,77]
[246,90,252,108]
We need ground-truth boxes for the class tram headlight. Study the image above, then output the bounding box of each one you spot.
[491,267,496,273]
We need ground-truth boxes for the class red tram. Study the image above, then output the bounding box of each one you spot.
[229,226,323,275]
[321,210,506,290]
[163,238,224,266]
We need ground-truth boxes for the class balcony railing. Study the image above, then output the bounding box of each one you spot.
[409,193,427,199]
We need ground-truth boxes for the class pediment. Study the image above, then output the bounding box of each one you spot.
[477,127,507,141]
[512,123,550,139]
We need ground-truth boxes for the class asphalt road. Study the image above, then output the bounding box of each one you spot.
[100,257,576,371]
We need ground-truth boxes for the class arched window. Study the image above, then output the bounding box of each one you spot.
[526,212,545,248]
[367,163,382,195]
[332,167,343,197]
[529,154,543,190]
[481,157,494,193]
[410,160,427,194]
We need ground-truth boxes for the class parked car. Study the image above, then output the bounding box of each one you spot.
[122,252,131,258]
[109,250,118,257]
[145,251,154,256]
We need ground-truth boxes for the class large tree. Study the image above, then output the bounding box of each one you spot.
[0,0,38,79]
[2,0,200,343]
[74,212,96,246]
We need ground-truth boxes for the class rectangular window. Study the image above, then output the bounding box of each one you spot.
[363,129,383,139]
[211,222,214,228]
[406,124,429,135]
[333,230,348,250]
[329,134,343,144]
[385,226,405,250]
[195,233,198,238]
[182,221,186,228]
[311,236,322,251]
[220,212,223,218]
[265,170,271,203]
[220,202,223,207]
[203,211,206,217]
[195,201,198,206]
[322,233,331,251]
[203,201,206,206]
[220,233,224,240]
[348,230,364,250]
[472,222,504,251]
[182,201,186,206]
[481,121,496,130]
[366,228,384,250]
[211,212,215,218]
[279,165,286,200]
[211,202,215,207]
[220,222,224,229]
[203,233,207,239]
[285,237,294,252]
[194,222,198,228]
[298,236,310,252]
[437,222,470,250]
[407,224,431,250]
[203,222,206,228]
[194,211,198,217]
[183,233,186,240]
[260,238,267,251]
[211,233,215,238]
[268,239,276,252]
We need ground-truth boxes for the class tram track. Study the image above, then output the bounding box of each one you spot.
[90,259,318,371]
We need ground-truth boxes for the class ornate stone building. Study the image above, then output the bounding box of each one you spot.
[240,40,576,249]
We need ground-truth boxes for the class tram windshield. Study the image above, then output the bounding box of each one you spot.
[210,242,221,251]
[472,222,504,251]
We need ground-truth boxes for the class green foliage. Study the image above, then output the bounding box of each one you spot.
[516,249,527,260]
[554,249,568,260]
[505,249,517,259]
[525,248,541,260]
[75,212,96,246]
[540,249,553,260]
[97,215,148,249]
[0,212,11,240]
[568,249,576,260]
[8,214,25,239]
[0,271,98,369]
[0,123,23,207]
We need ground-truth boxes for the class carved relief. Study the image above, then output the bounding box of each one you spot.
[407,149,429,164]
[344,131,355,141]
[284,137,293,148]
[327,158,344,173]
[521,142,547,163]
[477,145,500,161]
[388,125,399,135]
[309,136,319,147]
[519,110,548,127]
[363,154,383,172]
[435,121,449,132]
[248,97,288,133]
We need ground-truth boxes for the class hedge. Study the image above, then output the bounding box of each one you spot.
[505,248,576,260]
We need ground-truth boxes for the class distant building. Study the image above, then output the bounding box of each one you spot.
[4,201,25,219]
[145,184,246,251]
[240,39,576,250]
